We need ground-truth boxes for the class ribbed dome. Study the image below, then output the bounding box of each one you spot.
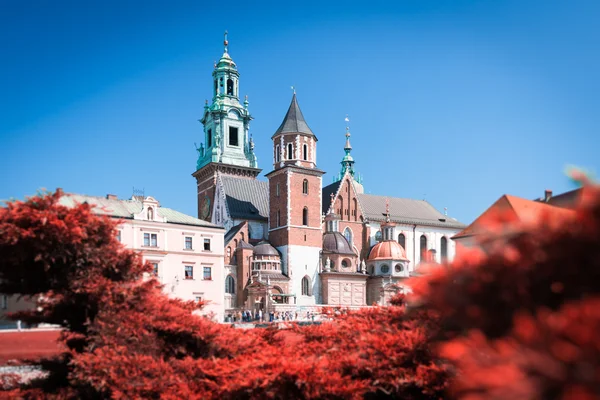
[368,241,408,261]
[322,232,355,255]
[253,242,280,257]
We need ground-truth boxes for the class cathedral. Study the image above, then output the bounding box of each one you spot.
[193,35,465,315]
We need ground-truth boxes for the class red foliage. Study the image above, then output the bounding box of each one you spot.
[408,182,600,399]
[0,190,448,399]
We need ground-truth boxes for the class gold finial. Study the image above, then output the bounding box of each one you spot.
[344,114,350,137]
[224,30,229,52]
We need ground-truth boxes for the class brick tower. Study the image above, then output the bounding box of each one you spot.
[192,32,260,221]
[266,93,324,304]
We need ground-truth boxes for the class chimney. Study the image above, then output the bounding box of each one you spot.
[106,194,118,200]
[544,190,552,202]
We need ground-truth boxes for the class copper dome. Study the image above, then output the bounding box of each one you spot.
[253,242,280,257]
[368,241,408,261]
[322,232,355,255]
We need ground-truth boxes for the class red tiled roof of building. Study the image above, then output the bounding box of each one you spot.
[453,194,575,239]
[0,330,62,365]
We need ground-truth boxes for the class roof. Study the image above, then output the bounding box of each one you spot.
[60,193,221,229]
[322,232,355,255]
[224,222,245,245]
[253,242,280,256]
[322,181,342,214]
[272,94,315,138]
[454,194,575,239]
[221,176,269,221]
[537,188,582,209]
[368,240,408,261]
[357,194,466,229]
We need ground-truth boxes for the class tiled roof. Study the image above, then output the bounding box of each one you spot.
[453,194,575,239]
[224,222,245,246]
[60,193,221,229]
[357,194,466,229]
[272,94,315,138]
[221,176,269,221]
[537,188,582,209]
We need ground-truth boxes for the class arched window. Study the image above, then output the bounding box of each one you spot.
[287,143,293,160]
[226,247,231,258]
[241,232,245,241]
[276,183,280,197]
[441,237,448,261]
[302,179,308,194]
[302,207,308,226]
[147,207,153,220]
[337,196,344,216]
[352,198,358,221]
[420,235,428,259]
[398,233,406,249]
[343,227,353,246]
[226,79,233,95]
[303,144,308,161]
[301,276,311,296]
[234,239,238,248]
[275,145,280,162]
[225,275,235,294]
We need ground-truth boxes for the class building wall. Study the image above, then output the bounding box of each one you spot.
[117,219,225,321]
[286,244,322,305]
[321,274,367,306]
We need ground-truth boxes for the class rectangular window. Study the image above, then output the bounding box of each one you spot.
[203,266,212,280]
[275,145,280,162]
[195,295,203,303]
[229,126,238,146]
[207,128,212,148]
[151,263,159,276]
[144,233,158,247]
[184,265,193,279]
[116,230,122,242]
[185,236,193,250]
[203,238,211,251]
[1,295,7,310]
[276,183,280,197]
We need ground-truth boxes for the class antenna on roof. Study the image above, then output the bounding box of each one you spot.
[132,187,145,201]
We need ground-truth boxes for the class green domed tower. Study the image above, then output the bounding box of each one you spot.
[193,32,260,221]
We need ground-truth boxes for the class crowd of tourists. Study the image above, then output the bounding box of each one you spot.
[224,310,317,324]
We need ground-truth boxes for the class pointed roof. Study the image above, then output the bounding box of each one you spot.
[272,94,316,139]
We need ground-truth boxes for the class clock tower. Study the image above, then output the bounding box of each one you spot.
[192,32,261,221]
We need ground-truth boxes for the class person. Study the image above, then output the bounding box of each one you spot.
[258,309,263,322]
[17,320,22,332]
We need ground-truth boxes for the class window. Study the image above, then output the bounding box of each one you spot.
[341,260,348,269]
[395,263,403,272]
[184,266,193,279]
[441,237,448,261]
[147,207,154,220]
[207,129,212,148]
[240,232,244,241]
[381,264,390,274]
[116,230,121,242]
[144,233,157,247]
[302,179,308,194]
[301,276,310,296]
[287,143,293,159]
[369,265,375,275]
[275,145,280,162]
[344,227,353,246]
[225,275,235,294]
[303,144,308,161]
[203,266,212,280]
[229,126,239,146]
[203,238,211,251]
[226,247,231,259]
[398,233,406,249]
[375,231,382,242]
[214,80,217,96]
[1,295,7,310]
[276,183,280,197]
[420,235,428,258]
[302,207,308,226]
[151,263,159,276]
[276,210,281,227]
[185,236,193,250]
[226,78,233,95]
[195,295,203,303]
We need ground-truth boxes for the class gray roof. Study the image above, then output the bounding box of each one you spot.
[322,181,342,214]
[357,194,465,229]
[225,222,245,245]
[272,94,315,138]
[222,176,269,221]
[60,193,221,229]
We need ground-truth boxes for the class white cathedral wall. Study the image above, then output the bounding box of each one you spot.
[367,223,461,270]
[275,244,321,305]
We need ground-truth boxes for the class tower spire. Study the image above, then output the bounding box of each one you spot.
[224,30,229,53]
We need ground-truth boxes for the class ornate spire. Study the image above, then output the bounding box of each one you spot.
[336,115,361,183]
[272,93,315,138]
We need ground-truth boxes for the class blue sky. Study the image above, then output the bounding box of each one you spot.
[1,0,598,224]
